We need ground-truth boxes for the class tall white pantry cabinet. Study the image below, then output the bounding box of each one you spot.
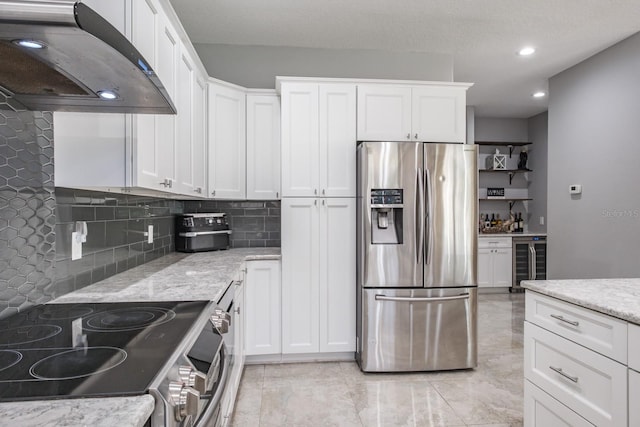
[279,81,357,355]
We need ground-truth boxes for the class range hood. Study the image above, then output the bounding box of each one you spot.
[0,1,176,114]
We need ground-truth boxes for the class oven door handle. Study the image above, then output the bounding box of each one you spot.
[195,345,231,426]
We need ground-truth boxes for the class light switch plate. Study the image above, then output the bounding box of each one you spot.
[71,231,82,260]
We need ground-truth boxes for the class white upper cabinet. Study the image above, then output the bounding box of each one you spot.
[246,93,281,200]
[175,52,194,195]
[281,83,320,197]
[357,84,469,143]
[192,76,207,196]
[319,85,357,197]
[357,85,412,142]
[208,81,246,199]
[281,82,356,198]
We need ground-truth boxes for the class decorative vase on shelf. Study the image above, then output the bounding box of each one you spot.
[518,147,528,170]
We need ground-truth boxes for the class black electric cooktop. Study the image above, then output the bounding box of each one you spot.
[0,301,209,402]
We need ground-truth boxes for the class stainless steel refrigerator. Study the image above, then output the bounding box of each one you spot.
[356,141,478,372]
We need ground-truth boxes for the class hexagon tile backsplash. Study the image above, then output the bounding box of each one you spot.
[0,93,56,319]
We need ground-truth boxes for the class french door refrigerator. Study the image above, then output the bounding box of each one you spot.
[356,141,478,372]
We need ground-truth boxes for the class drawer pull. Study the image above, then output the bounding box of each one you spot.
[549,366,579,383]
[550,314,580,327]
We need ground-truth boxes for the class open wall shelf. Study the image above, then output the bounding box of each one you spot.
[475,141,532,157]
[479,197,533,211]
[480,168,532,184]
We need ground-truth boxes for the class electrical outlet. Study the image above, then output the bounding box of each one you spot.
[148,225,154,244]
[71,231,82,260]
[539,216,545,226]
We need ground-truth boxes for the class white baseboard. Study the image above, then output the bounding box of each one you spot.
[246,352,355,365]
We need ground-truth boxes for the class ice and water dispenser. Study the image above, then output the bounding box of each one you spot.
[370,189,403,244]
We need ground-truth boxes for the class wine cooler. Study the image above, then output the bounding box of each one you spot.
[511,236,547,292]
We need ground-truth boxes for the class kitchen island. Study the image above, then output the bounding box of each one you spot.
[522,278,640,427]
[0,248,280,427]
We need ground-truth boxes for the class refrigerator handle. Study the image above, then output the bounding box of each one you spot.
[375,293,470,303]
[425,168,433,265]
[531,245,537,280]
[416,168,425,265]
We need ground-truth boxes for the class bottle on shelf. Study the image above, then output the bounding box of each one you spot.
[490,213,496,227]
[484,214,491,229]
[518,212,524,232]
[496,213,502,227]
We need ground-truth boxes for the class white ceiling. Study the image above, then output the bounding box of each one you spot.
[170,0,640,118]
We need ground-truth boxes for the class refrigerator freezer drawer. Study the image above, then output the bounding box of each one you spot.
[359,287,477,372]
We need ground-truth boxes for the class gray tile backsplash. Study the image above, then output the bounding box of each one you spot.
[0,93,56,319]
[54,188,183,295]
[183,200,281,248]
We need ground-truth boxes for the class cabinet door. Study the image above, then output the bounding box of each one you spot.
[192,76,207,197]
[281,199,320,353]
[319,84,357,197]
[82,0,127,34]
[246,94,281,200]
[524,380,593,427]
[281,83,319,197]
[154,15,178,191]
[175,52,194,195]
[130,0,157,65]
[630,369,640,427]
[412,87,466,143]
[357,85,411,141]
[493,247,513,287]
[319,198,356,352]
[245,261,281,356]
[208,83,246,199]
[477,248,493,288]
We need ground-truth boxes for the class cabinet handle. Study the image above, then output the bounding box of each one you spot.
[276,192,279,198]
[212,190,216,196]
[322,199,325,206]
[550,314,579,327]
[415,133,418,139]
[406,133,411,139]
[167,179,172,188]
[322,189,325,195]
[549,366,579,383]
[234,306,241,315]
[314,200,317,206]
[314,189,317,195]
[194,187,202,194]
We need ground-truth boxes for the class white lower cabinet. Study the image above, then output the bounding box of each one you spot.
[478,237,512,287]
[629,369,640,427]
[281,198,356,355]
[524,380,593,427]
[245,260,281,355]
[221,274,245,424]
[524,292,631,427]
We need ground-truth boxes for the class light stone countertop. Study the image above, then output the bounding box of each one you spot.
[0,248,280,427]
[522,278,640,324]
[479,233,547,237]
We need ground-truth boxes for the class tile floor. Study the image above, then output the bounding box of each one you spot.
[231,292,525,427]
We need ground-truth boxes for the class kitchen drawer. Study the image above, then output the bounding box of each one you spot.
[524,322,627,427]
[628,323,640,371]
[478,236,512,249]
[524,380,594,427]
[526,292,627,363]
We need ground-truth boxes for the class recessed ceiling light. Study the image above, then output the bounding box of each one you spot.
[98,90,118,100]
[532,91,546,98]
[518,47,536,56]
[13,39,46,49]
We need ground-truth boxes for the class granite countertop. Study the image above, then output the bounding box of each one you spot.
[53,247,281,304]
[0,248,280,427]
[522,278,640,324]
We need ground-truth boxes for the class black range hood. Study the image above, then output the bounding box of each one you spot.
[0,1,176,114]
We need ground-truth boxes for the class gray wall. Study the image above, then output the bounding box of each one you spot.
[548,32,640,279]
[475,118,529,142]
[195,44,453,88]
[527,112,548,234]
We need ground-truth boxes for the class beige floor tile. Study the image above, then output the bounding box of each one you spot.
[230,382,262,427]
[339,361,434,384]
[241,364,265,385]
[431,377,523,425]
[348,380,465,427]
[262,361,345,386]
[259,382,362,427]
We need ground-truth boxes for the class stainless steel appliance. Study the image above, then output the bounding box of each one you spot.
[0,1,175,113]
[512,235,547,292]
[176,213,232,253]
[357,141,478,372]
[0,299,236,427]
